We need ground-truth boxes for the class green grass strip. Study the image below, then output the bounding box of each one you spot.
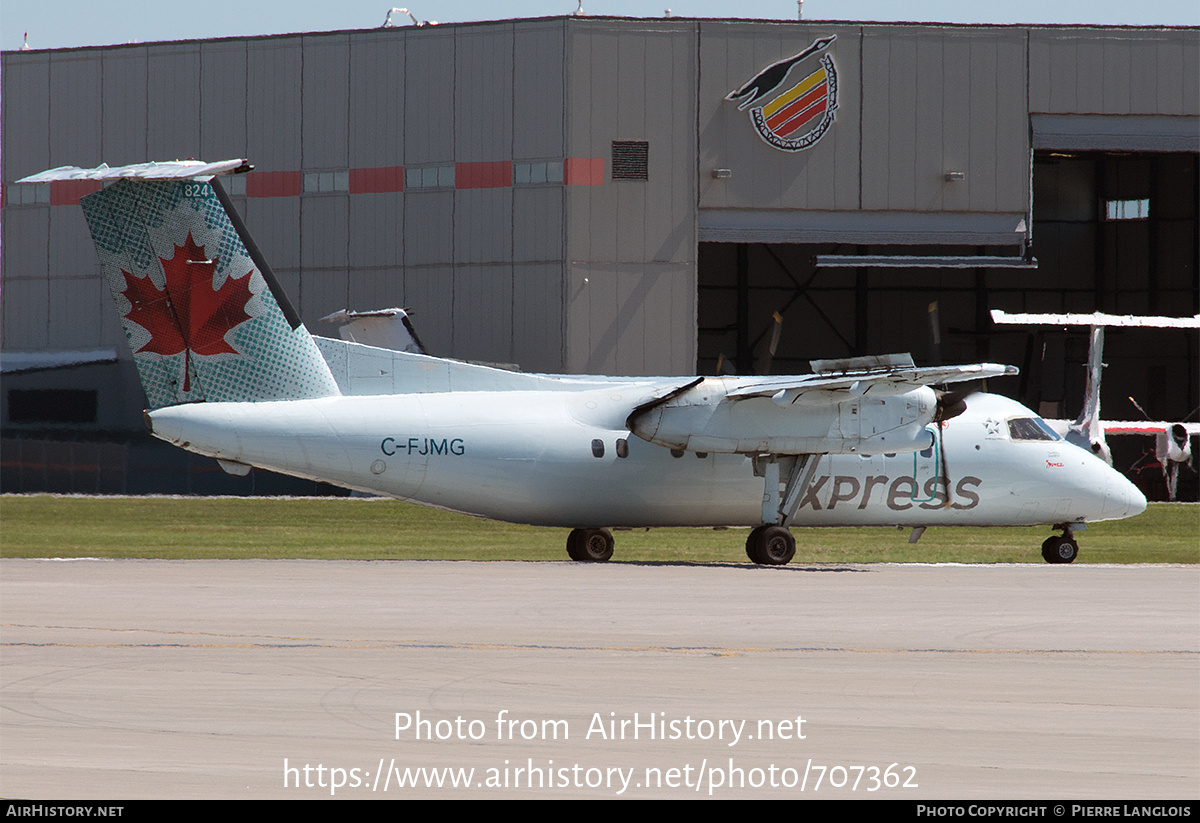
[1,496,1196,564]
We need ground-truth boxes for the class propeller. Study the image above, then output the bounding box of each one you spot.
[928,300,943,366]
[937,420,953,507]
[933,387,975,424]
[931,387,981,507]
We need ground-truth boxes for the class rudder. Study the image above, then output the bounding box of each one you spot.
[47,162,341,408]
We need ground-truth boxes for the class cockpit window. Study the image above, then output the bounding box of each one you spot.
[1007,417,1061,441]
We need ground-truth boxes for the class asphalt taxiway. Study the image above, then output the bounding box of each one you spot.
[2,560,1196,798]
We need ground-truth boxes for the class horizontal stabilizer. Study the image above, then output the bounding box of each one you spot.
[1100,421,1200,436]
[320,308,427,354]
[18,159,252,183]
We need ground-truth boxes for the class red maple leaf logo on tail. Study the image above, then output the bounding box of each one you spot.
[120,232,254,392]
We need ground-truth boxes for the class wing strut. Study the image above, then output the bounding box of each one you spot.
[757,453,823,526]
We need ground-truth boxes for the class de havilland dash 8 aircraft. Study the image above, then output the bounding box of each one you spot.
[19,160,1148,565]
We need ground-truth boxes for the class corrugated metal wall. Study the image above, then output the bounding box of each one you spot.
[564,21,698,375]
[1029,28,1199,115]
[2,21,580,376]
[699,21,863,212]
[2,20,1196,383]
[698,22,1036,243]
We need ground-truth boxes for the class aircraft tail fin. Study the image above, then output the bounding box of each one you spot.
[1065,325,1112,463]
[23,161,341,409]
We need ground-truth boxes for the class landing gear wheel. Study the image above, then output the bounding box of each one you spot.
[567,528,614,562]
[745,527,763,562]
[1041,535,1079,564]
[746,525,795,566]
[566,530,584,561]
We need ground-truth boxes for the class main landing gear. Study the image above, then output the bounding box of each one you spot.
[566,528,614,562]
[745,525,796,566]
[1041,524,1081,564]
[564,525,798,566]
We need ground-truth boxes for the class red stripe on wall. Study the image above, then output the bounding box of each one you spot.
[775,99,828,138]
[49,180,102,206]
[230,160,596,195]
[564,157,604,186]
[455,161,512,189]
[246,170,302,198]
[765,82,827,131]
[350,166,404,194]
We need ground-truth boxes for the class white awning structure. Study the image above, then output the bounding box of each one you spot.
[698,209,1030,246]
[0,349,118,373]
[990,310,1200,329]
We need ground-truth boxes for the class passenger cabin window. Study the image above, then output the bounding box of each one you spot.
[1007,417,1060,441]
[616,438,629,458]
[591,439,605,458]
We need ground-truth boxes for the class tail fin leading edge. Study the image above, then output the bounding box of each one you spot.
[55,163,340,408]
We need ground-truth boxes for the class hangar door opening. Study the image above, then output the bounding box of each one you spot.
[696,150,1198,499]
[696,242,1012,378]
[698,152,1196,412]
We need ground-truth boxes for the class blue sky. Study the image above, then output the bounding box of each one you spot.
[4,0,1197,51]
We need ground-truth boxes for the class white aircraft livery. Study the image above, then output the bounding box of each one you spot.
[20,160,1148,564]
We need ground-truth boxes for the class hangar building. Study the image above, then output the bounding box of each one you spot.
[2,17,1197,495]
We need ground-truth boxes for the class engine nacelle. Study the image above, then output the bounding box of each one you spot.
[628,382,938,455]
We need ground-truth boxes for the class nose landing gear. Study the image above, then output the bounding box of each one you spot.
[567,528,615,561]
[1041,524,1081,564]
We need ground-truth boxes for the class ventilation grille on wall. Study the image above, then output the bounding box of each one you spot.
[611,141,649,180]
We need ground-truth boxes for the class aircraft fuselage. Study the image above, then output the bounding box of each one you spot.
[148,387,1144,530]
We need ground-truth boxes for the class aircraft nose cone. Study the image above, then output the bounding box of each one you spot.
[1104,470,1147,519]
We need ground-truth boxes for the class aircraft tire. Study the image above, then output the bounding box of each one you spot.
[747,525,795,566]
[568,528,614,562]
[1041,535,1079,564]
[745,527,764,563]
[566,529,585,561]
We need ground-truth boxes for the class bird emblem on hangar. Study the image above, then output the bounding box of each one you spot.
[726,35,839,152]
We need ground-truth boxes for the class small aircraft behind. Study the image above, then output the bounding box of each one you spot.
[19,160,1148,564]
[990,310,1199,501]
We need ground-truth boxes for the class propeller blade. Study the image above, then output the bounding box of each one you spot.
[934,387,974,423]
[939,421,953,508]
[759,311,784,376]
[928,300,942,366]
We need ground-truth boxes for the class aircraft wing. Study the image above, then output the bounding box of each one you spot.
[628,356,1017,455]
[726,361,1016,402]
